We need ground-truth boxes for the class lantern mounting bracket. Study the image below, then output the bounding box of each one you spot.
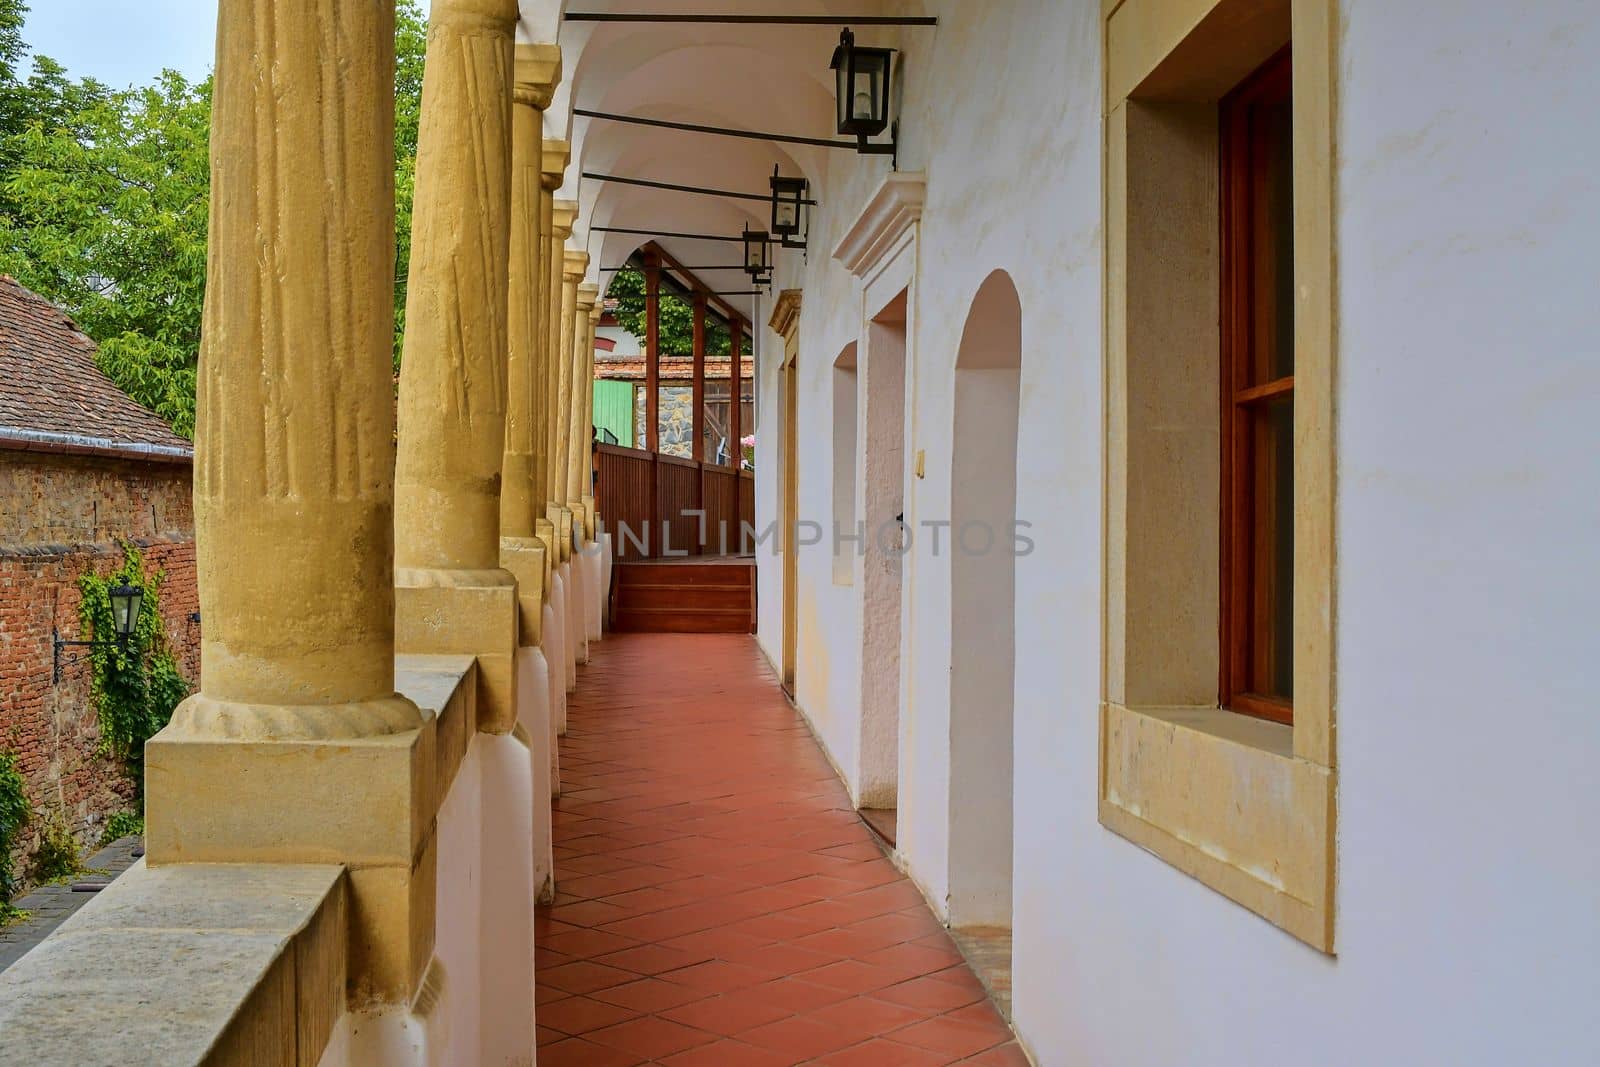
[850,120,899,168]
[50,581,146,685]
[52,629,139,686]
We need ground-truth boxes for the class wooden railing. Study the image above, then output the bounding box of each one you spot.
[596,443,756,561]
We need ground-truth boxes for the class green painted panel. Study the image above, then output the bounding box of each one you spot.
[593,380,634,449]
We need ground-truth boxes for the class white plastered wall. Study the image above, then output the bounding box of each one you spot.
[752,0,1600,1064]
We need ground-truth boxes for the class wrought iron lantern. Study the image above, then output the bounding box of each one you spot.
[830,28,895,153]
[770,166,810,249]
[742,226,771,283]
[109,583,145,643]
[53,582,145,684]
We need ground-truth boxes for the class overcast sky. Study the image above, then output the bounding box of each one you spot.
[22,1,438,87]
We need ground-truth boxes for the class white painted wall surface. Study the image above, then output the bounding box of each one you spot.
[745,1,1600,1064]
[596,322,641,357]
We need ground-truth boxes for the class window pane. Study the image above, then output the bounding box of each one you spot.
[1249,394,1295,700]
[1249,79,1295,384]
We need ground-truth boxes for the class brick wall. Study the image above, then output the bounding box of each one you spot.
[0,450,198,883]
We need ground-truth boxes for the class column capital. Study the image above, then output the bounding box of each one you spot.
[541,139,571,191]
[563,249,589,282]
[576,282,601,311]
[514,43,561,109]
[552,199,578,240]
[589,304,605,326]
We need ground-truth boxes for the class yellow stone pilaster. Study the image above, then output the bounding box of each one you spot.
[500,44,560,647]
[144,0,433,1007]
[393,0,521,734]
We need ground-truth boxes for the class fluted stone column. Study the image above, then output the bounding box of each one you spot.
[546,202,578,564]
[144,0,432,1005]
[555,254,588,541]
[500,45,560,648]
[393,0,521,734]
[568,283,599,529]
[536,147,570,592]
[583,302,603,541]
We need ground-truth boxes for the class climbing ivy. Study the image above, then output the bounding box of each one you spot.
[76,543,190,788]
[0,749,29,920]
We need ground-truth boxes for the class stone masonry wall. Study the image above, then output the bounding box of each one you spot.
[0,450,198,883]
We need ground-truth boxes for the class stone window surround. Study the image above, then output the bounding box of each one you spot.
[1099,0,1337,952]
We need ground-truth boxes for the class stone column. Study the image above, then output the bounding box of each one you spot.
[546,203,578,564]
[145,0,432,1005]
[555,257,590,533]
[571,292,600,538]
[535,151,570,585]
[393,0,521,734]
[500,45,560,647]
[585,303,601,537]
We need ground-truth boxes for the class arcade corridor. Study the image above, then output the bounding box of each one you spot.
[536,634,1024,1065]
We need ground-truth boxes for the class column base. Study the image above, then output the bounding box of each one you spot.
[547,504,574,564]
[396,568,519,735]
[535,519,557,602]
[499,536,547,646]
[145,693,436,1006]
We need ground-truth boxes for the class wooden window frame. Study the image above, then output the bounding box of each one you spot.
[1220,47,1295,727]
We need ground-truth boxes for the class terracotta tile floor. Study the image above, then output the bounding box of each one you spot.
[537,633,1027,1066]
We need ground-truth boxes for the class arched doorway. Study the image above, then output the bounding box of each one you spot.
[948,271,1022,937]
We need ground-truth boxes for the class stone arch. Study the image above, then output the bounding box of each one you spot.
[947,270,1023,930]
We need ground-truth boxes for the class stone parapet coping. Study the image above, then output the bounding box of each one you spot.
[397,653,478,802]
[0,862,346,1065]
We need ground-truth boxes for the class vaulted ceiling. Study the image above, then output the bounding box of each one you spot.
[516,0,907,322]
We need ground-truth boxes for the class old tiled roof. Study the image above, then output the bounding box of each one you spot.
[596,354,749,382]
[0,275,192,462]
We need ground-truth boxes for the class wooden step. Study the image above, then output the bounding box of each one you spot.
[611,560,755,633]
[613,607,752,634]
[618,586,753,612]
[617,565,753,588]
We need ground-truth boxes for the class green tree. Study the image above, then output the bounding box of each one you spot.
[393,0,427,368]
[0,0,105,219]
[606,267,753,357]
[0,71,209,435]
[0,0,429,432]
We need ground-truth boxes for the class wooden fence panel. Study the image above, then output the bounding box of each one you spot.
[596,446,755,560]
[597,444,654,562]
[656,455,702,557]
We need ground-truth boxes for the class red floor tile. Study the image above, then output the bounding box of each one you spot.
[660,989,798,1037]
[535,634,1016,1062]
[658,1038,798,1066]
[539,994,642,1036]
[586,1013,718,1059]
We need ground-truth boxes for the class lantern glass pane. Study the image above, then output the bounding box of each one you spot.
[775,199,798,232]
[852,69,875,122]
[836,63,850,130]
[111,586,143,637]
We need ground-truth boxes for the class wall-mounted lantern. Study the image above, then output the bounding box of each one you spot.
[830,28,897,157]
[770,166,810,250]
[53,582,145,684]
[743,226,772,285]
